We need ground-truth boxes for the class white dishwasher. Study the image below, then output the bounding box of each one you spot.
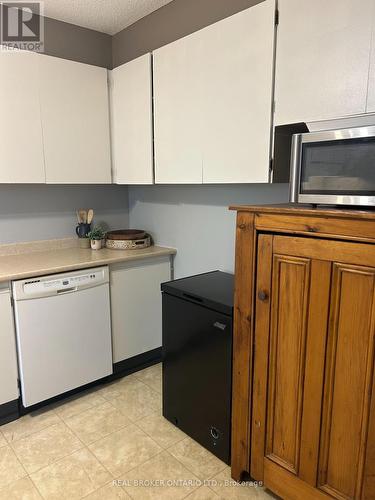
[12,266,113,407]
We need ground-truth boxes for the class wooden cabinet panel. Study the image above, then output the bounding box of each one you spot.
[110,54,154,184]
[266,255,310,473]
[0,50,45,183]
[38,55,111,184]
[318,264,375,499]
[251,232,375,499]
[275,0,373,125]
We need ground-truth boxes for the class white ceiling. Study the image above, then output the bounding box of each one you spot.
[42,0,174,35]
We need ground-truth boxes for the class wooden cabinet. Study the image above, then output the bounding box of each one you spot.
[230,205,375,500]
[0,288,19,407]
[38,54,111,184]
[109,54,154,184]
[0,50,45,183]
[274,0,374,125]
[110,256,171,364]
[153,1,275,184]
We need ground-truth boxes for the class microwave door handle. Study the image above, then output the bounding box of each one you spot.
[290,133,302,203]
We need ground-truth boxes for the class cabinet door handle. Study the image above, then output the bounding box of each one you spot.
[258,290,268,301]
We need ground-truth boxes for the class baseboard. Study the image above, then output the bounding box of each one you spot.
[113,347,162,377]
[0,399,19,425]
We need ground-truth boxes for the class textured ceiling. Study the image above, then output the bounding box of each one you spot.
[42,0,174,35]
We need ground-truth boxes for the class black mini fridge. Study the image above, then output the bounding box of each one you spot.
[161,271,234,464]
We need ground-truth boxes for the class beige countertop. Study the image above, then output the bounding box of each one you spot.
[0,245,176,283]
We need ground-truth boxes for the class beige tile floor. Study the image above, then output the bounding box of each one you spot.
[0,363,275,500]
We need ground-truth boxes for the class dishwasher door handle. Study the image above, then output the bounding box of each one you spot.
[57,287,77,294]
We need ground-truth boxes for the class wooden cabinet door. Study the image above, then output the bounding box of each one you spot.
[38,54,111,184]
[274,0,374,125]
[0,50,45,183]
[252,235,375,500]
[109,54,154,184]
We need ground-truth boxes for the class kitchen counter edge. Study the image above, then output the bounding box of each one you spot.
[0,245,177,283]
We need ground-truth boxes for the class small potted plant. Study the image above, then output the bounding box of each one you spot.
[87,225,106,250]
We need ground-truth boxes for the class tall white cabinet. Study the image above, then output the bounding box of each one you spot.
[274,0,374,125]
[153,0,276,184]
[0,51,45,183]
[38,55,111,184]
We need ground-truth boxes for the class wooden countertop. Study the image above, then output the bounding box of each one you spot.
[229,203,375,220]
[0,245,176,283]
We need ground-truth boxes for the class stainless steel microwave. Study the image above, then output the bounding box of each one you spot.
[289,126,375,206]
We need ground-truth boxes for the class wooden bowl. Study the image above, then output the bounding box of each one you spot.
[106,229,146,241]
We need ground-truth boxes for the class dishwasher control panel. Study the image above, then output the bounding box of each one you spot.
[12,267,109,300]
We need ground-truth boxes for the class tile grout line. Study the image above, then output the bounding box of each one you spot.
[1,409,61,446]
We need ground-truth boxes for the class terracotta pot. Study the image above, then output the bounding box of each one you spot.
[90,239,102,250]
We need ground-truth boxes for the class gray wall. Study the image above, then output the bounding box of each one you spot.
[0,185,129,245]
[44,16,112,68]
[128,185,289,279]
[112,0,264,67]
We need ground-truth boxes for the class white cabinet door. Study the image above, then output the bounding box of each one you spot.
[0,289,19,405]
[38,55,111,184]
[0,50,45,183]
[275,0,374,125]
[153,33,204,184]
[153,1,275,184]
[110,257,171,363]
[202,1,275,183]
[110,54,154,184]
[366,11,375,112]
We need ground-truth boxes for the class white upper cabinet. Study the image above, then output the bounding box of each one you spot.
[110,54,153,184]
[366,14,375,112]
[201,1,275,183]
[38,55,111,184]
[153,0,275,184]
[153,31,204,183]
[275,0,374,125]
[0,50,45,183]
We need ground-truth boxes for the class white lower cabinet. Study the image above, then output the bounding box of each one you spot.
[0,288,19,406]
[110,257,171,364]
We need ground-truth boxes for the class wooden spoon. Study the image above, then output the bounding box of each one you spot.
[78,209,86,223]
[87,209,94,224]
